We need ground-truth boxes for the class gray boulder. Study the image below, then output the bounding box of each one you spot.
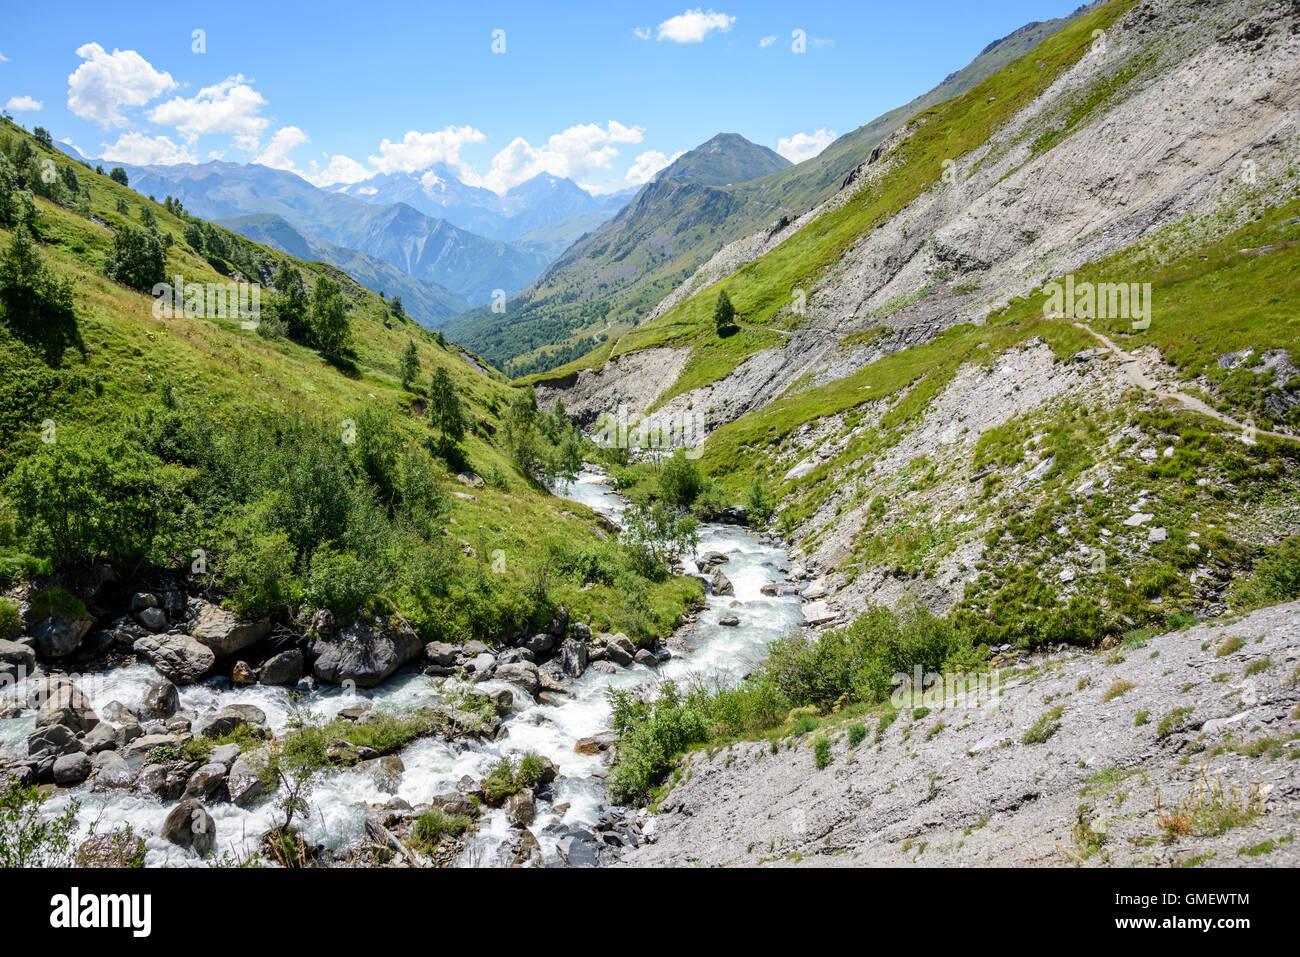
[312,619,423,689]
[710,569,734,596]
[227,750,271,808]
[162,800,215,856]
[560,640,588,678]
[190,604,270,658]
[604,634,635,667]
[142,681,180,720]
[523,633,554,655]
[0,639,35,680]
[35,683,99,733]
[494,660,540,697]
[28,724,80,758]
[83,722,120,753]
[182,763,228,801]
[423,641,457,666]
[259,649,304,686]
[135,607,167,632]
[198,704,268,739]
[92,752,135,789]
[30,615,93,658]
[52,752,92,786]
[134,634,215,685]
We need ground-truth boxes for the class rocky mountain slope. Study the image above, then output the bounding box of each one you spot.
[625,600,1300,867]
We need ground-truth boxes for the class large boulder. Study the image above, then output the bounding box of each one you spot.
[0,639,35,680]
[182,763,228,801]
[423,642,457,667]
[559,639,588,679]
[197,704,268,740]
[494,661,540,698]
[27,724,80,759]
[134,634,215,685]
[35,683,99,733]
[227,749,271,808]
[190,604,270,659]
[710,568,734,596]
[52,752,92,786]
[30,615,93,658]
[259,649,304,686]
[141,681,180,720]
[505,788,535,827]
[312,619,422,689]
[92,752,135,789]
[162,800,215,856]
[604,634,635,667]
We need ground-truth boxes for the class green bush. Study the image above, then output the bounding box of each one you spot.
[410,808,470,850]
[1230,536,1300,610]
[605,681,710,806]
[813,737,832,769]
[0,597,19,640]
[102,224,166,292]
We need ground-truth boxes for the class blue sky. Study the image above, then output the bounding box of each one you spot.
[0,0,1085,194]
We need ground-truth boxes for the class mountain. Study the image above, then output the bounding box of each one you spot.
[335,168,631,242]
[116,160,550,305]
[442,7,1101,376]
[441,132,794,375]
[214,213,469,325]
[654,133,790,187]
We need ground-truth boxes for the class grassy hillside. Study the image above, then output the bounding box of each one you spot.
[0,117,701,648]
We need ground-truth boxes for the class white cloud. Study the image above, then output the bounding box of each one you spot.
[5,95,42,112]
[99,131,196,165]
[469,120,644,194]
[657,8,735,43]
[149,75,268,149]
[633,27,651,40]
[776,128,836,163]
[625,149,684,185]
[254,125,309,169]
[304,153,369,187]
[366,125,487,177]
[758,35,778,48]
[0,53,9,62]
[67,43,176,126]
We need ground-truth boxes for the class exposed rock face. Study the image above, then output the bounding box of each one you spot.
[134,634,216,685]
[312,619,423,688]
[191,604,270,658]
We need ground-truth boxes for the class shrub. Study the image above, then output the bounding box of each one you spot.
[103,224,166,292]
[303,543,381,621]
[0,784,80,867]
[605,682,710,806]
[847,724,868,748]
[0,597,20,641]
[813,737,832,769]
[410,808,470,850]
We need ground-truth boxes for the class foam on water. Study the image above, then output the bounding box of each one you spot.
[1,469,802,865]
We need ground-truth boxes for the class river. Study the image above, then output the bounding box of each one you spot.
[1,469,802,866]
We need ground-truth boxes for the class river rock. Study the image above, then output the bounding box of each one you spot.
[198,704,268,740]
[52,752,92,786]
[0,639,35,680]
[312,619,423,688]
[182,763,228,801]
[101,700,137,724]
[575,732,616,755]
[362,755,404,794]
[142,681,180,720]
[698,551,729,570]
[423,641,458,667]
[83,722,120,753]
[634,649,658,667]
[605,634,635,667]
[135,607,167,632]
[93,752,135,789]
[162,800,215,856]
[138,762,192,800]
[560,639,588,678]
[35,683,99,733]
[718,613,740,627]
[30,614,93,658]
[259,649,304,686]
[135,634,216,685]
[495,660,540,697]
[209,743,242,769]
[228,750,271,808]
[27,724,80,758]
[523,633,554,655]
[431,792,479,818]
[191,604,270,658]
[506,788,535,827]
[710,569,734,596]
[230,661,257,685]
[802,601,838,626]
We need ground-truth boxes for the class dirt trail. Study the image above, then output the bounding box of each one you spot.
[1075,322,1297,444]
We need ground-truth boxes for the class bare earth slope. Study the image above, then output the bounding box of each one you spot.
[624,601,1300,867]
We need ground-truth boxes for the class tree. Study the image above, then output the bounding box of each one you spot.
[400,339,421,391]
[103,224,166,292]
[139,203,156,228]
[32,127,53,148]
[713,288,735,332]
[182,221,205,252]
[309,276,350,355]
[108,166,129,186]
[273,263,310,342]
[0,225,74,324]
[620,502,700,579]
[0,154,26,227]
[744,475,774,526]
[0,784,79,867]
[390,295,405,317]
[428,366,464,459]
[658,451,702,507]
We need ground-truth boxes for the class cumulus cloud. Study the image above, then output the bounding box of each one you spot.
[758,35,778,48]
[0,53,9,62]
[254,125,309,169]
[776,128,836,163]
[366,126,487,177]
[99,131,196,165]
[5,95,42,112]
[633,27,651,40]
[469,120,644,194]
[657,8,735,43]
[625,149,685,185]
[304,153,369,187]
[67,43,176,126]
[149,75,269,149]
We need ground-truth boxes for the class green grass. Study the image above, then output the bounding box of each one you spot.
[1022,705,1065,744]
